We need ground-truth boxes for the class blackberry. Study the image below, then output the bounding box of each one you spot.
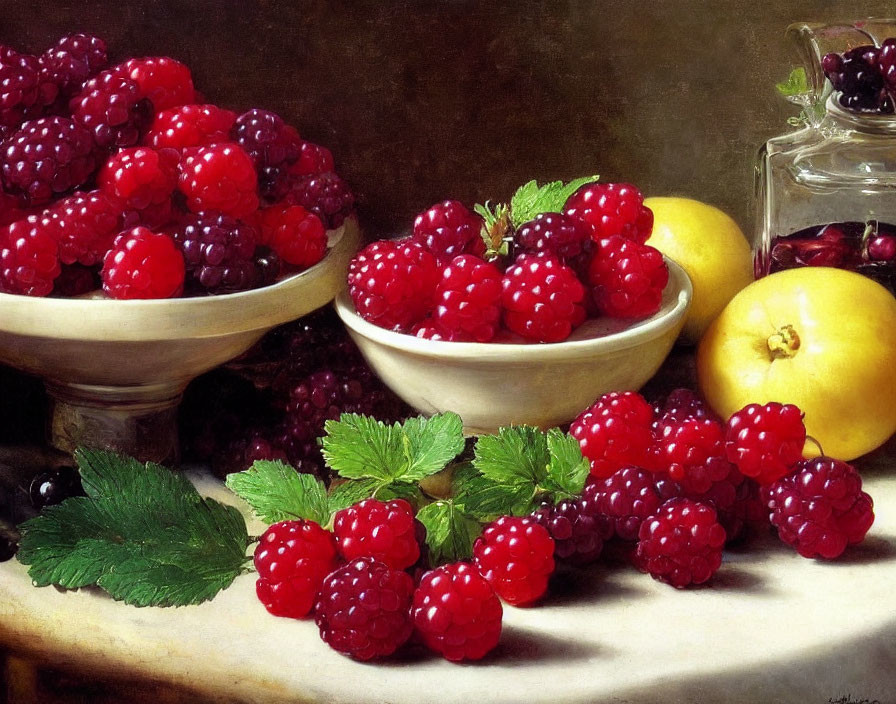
[39,33,108,100]
[515,211,593,263]
[651,387,715,428]
[231,109,302,199]
[252,245,281,287]
[29,466,85,510]
[1,117,99,206]
[530,496,612,565]
[0,48,45,131]
[284,171,354,229]
[70,68,153,149]
[584,466,662,541]
[171,211,259,294]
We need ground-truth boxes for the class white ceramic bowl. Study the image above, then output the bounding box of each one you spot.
[0,219,362,461]
[335,258,692,434]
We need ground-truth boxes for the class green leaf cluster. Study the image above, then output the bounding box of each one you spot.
[509,175,600,227]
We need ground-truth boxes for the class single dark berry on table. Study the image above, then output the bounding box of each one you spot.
[29,466,84,510]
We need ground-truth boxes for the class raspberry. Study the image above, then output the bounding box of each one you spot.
[570,391,656,478]
[101,226,184,299]
[39,33,108,99]
[0,213,60,296]
[231,109,302,199]
[725,402,806,486]
[432,254,502,342]
[332,498,420,570]
[143,103,237,150]
[258,203,327,268]
[766,457,874,559]
[98,146,179,211]
[636,497,726,588]
[472,515,555,606]
[115,57,194,112]
[171,212,259,294]
[651,387,716,430]
[410,320,459,341]
[515,211,593,262]
[1,117,98,206]
[284,171,354,229]
[530,496,612,564]
[653,417,729,488]
[253,519,338,619]
[588,235,668,318]
[314,557,414,661]
[501,254,585,342]
[411,562,502,661]
[565,182,654,244]
[584,466,662,541]
[0,192,31,227]
[347,238,439,331]
[178,143,259,218]
[0,49,46,131]
[412,200,485,263]
[291,141,334,176]
[49,190,123,266]
[70,68,153,149]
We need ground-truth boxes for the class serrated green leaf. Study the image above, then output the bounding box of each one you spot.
[473,426,550,486]
[454,474,536,521]
[509,175,600,227]
[416,500,482,566]
[327,478,382,513]
[400,412,465,482]
[17,449,249,607]
[375,481,425,507]
[776,66,809,97]
[321,414,405,481]
[541,429,589,499]
[225,460,329,526]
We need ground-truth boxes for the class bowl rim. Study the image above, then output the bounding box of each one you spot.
[335,257,693,361]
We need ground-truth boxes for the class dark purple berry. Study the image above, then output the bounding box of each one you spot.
[171,212,259,293]
[29,466,85,510]
[530,496,612,565]
[284,171,354,229]
[40,33,108,100]
[231,109,301,199]
[70,69,153,149]
[515,211,593,262]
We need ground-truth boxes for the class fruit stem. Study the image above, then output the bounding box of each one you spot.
[767,324,801,359]
[804,435,825,457]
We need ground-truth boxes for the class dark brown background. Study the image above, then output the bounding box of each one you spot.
[3,0,895,242]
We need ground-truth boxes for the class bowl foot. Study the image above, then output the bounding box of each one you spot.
[46,382,183,465]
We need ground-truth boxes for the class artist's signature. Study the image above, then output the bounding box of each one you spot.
[828,696,881,704]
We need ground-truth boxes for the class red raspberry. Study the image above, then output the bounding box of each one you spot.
[1,117,99,206]
[564,182,654,244]
[412,200,485,263]
[0,213,60,296]
[98,146,179,211]
[284,171,354,229]
[530,496,613,564]
[570,391,656,478]
[314,557,414,661]
[410,320,460,341]
[49,190,123,266]
[70,69,152,149]
[411,562,502,661]
[653,417,731,489]
[332,498,420,570]
[258,203,327,268]
[473,515,555,606]
[584,466,663,541]
[501,254,585,342]
[0,48,50,131]
[231,109,302,199]
[515,211,593,262]
[171,211,259,293]
[39,33,108,100]
[766,457,874,559]
[101,226,184,299]
[725,402,807,486]
[432,254,502,342]
[636,497,726,588]
[114,57,194,112]
[143,103,237,150]
[290,141,334,176]
[347,238,439,331]
[253,519,338,619]
[178,143,259,218]
[588,235,668,318]
[0,192,32,227]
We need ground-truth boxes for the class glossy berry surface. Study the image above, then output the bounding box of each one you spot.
[530,496,612,564]
[0,48,45,131]
[652,417,732,493]
[651,387,715,428]
[332,498,420,570]
[314,557,414,661]
[50,190,123,266]
[253,519,338,619]
[231,109,301,199]
[171,211,258,293]
[412,199,485,263]
[347,238,439,331]
[292,141,334,176]
[115,56,194,112]
[501,253,585,342]
[588,235,668,318]
[39,33,108,99]
[101,226,184,299]
[284,171,354,229]
[564,182,654,244]
[725,402,806,486]
[473,515,555,606]
[258,203,327,268]
[432,254,503,342]
[584,466,662,541]
[570,391,656,478]
[98,146,179,211]
[143,103,237,150]
[765,457,874,559]
[411,561,502,661]
[0,213,61,296]
[178,142,259,218]
[636,497,726,588]
[70,68,152,149]
[822,45,891,113]
[515,211,592,262]
[29,466,85,510]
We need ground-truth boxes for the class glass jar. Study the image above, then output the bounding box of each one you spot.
[755,20,896,293]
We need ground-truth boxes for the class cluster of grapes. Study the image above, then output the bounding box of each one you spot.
[822,39,896,113]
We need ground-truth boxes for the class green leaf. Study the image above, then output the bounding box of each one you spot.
[541,429,590,499]
[18,449,249,607]
[509,175,600,227]
[225,460,329,526]
[776,67,809,97]
[376,481,426,508]
[454,474,536,521]
[473,426,550,486]
[400,412,465,482]
[327,478,383,514]
[321,414,406,481]
[416,500,482,566]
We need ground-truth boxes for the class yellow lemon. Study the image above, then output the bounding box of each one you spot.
[644,197,753,345]
[697,267,896,461]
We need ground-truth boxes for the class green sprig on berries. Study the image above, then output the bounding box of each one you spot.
[508,175,599,228]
